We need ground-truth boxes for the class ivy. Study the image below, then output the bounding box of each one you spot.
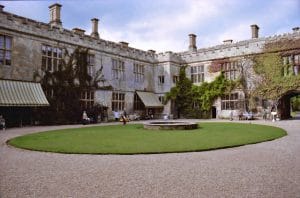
[253,52,300,101]
[192,74,236,112]
[165,66,236,118]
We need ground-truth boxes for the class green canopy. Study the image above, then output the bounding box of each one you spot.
[136,91,163,108]
[0,80,49,107]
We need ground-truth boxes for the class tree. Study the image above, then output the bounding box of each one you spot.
[165,65,193,118]
[36,47,106,124]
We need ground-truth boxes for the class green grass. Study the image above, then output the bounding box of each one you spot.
[8,122,287,154]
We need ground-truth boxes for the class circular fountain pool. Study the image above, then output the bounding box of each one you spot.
[144,121,198,130]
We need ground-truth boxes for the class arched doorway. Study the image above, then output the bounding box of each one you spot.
[278,90,300,119]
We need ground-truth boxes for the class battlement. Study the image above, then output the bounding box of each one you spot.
[0,3,299,65]
[0,6,157,63]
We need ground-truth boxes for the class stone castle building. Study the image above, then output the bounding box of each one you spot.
[0,3,299,123]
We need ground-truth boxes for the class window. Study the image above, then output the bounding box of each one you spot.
[221,61,238,80]
[133,63,144,82]
[221,93,240,110]
[191,65,204,83]
[112,58,125,80]
[41,44,62,72]
[134,93,144,110]
[112,92,125,111]
[158,96,165,104]
[87,54,95,77]
[0,35,12,66]
[45,88,54,98]
[293,54,300,76]
[282,55,298,76]
[172,75,179,84]
[158,75,165,85]
[80,91,94,109]
[294,54,300,65]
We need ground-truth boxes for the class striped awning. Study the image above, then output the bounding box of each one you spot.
[0,80,49,107]
[136,91,163,108]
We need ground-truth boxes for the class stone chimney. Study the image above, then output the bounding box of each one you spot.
[223,39,233,44]
[0,5,4,12]
[189,34,197,52]
[119,41,129,48]
[292,27,300,33]
[91,18,99,39]
[251,24,259,39]
[49,3,62,27]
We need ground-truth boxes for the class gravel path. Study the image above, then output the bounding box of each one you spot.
[0,119,299,198]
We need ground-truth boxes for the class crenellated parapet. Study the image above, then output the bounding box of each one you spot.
[0,5,157,64]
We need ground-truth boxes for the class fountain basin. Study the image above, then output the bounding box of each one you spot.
[144,121,198,130]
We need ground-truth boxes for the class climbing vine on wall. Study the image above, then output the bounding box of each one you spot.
[165,65,237,118]
[252,38,300,101]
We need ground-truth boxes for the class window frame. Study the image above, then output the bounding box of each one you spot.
[0,34,12,66]
[41,44,63,72]
[112,58,125,80]
[191,65,204,83]
[112,92,125,111]
[133,63,145,82]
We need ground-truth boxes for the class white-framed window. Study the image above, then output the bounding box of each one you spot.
[172,75,179,84]
[191,65,204,83]
[133,63,144,82]
[41,44,63,72]
[158,96,165,104]
[294,54,300,65]
[282,55,296,76]
[45,88,54,98]
[112,58,125,80]
[112,92,125,111]
[158,75,165,85]
[221,61,238,80]
[87,54,95,77]
[80,91,94,109]
[221,93,240,110]
[0,34,12,66]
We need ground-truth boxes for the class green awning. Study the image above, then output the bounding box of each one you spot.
[0,80,49,107]
[136,91,163,108]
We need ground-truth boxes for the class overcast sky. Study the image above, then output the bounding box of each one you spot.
[1,0,299,52]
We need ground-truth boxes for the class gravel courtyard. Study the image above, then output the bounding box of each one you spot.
[0,119,299,198]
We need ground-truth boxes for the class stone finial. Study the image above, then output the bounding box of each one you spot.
[91,18,100,39]
[49,3,62,27]
[189,34,197,52]
[251,24,259,39]
[0,5,4,12]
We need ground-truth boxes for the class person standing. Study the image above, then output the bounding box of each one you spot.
[0,115,6,130]
[121,114,127,125]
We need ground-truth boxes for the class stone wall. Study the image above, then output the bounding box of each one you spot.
[1,4,299,119]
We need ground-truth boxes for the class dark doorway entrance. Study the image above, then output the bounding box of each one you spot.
[211,106,217,118]
[278,90,300,119]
